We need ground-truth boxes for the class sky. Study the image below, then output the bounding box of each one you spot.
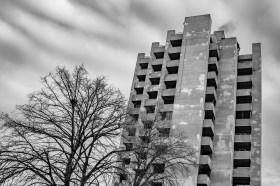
[0,0,279,185]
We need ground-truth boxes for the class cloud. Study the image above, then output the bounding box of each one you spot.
[218,21,237,33]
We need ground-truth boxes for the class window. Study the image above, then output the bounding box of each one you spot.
[153,163,165,174]
[158,128,170,138]
[145,106,155,113]
[137,75,146,82]
[238,68,252,76]
[147,91,158,99]
[124,143,133,151]
[137,152,147,159]
[131,114,139,122]
[170,39,182,47]
[154,52,164,59]
[119,173,127,183]
[166,66,179,74]
[135,87,144,94]
[140,136,151,143]
[139,62,148,69]
[152,64,162,72]
[236,111,251,119]
[127,128,136,136]
[132,101,141,108]
[168,52,180,60]
[162,96,175,104]
[160,111,172,120]
[150,78,160,85]
[122,158,131,165]
[164,81,176,89]
[236,96,252,104]
[143,120,153,129]
[237,81,252,89]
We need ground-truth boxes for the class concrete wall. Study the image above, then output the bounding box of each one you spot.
[251,43,262,186]
[171,14,211,186]
[210,36,238,186]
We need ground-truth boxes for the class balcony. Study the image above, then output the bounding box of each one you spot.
[208,57,218,74]
[238,61,253,76]
[162,89,176,97]
[204,102,215,121]
[159,104,173,112]
[207,71,217,89]
[146,85,159,92]
[131,94,144,101]
[154,46,165,59]
[199,155,211,174]
[166,60,180,67]
[170,34,183,47]
[237,89,252,104]
[234,135,251,151]
[168,46,181,60]
[234,151,251,168]
[197,174,210,186]
[149,71,161,79]
[236,104,252,111]
[201,137,213,155]
[136,69,147,76]
[134,81,145,89]
[145,99,157,106]
[202,119,214,137]
[238,54,252,62]
[233,167,251,185]
[237,76,252,89]
[209,43,219,60]
[151,58,163,66]
[164,74,178,81]
[205,86,216,104]
[235,119,251,134]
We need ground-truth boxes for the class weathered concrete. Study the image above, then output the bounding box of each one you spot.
[210,36,238,186]
[250,43,262,186]
[171,14,211,185]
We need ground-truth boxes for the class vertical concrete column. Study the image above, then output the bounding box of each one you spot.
[250,43,262,186]
[210,37,238,186]
[171,14,211,186]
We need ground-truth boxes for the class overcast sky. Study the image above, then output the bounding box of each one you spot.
[0,0,279,185]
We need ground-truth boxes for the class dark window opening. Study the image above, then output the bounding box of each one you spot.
[147,91,158,99]
[122,158,131,165]
[166,66,179,74]
[160,111,173,120]
[237,96,252,104]
[236,111,251,119]
[164,81,176,89]
[137,152,147,159]
[119,173,127,183]
[237,81,252,89]
[132,100,141,108]
[140,136,151,143]
[234,143,251,151]
[150,78,160,85]
[152,64,162,72]
[145,106,155,113]
[234,159,251,168]
[209,49,219,60]
[235,126,251,135]
[204,110,215,122]
[233,177,250,185]
[131,114,139,122]
[168,52,180,60]
[158,128,170,138]
[152,183,162,186]
[238,68,253,76]
[154,52,164,59]
[124,143,133,151]
[170,39,182,47]
[153,163,165,174]
[143,120,153,129]
[162,96,175,104]
[137,75,146,82]
[135,87,144,94]
[139,63,148,69]
[127,128,136,136]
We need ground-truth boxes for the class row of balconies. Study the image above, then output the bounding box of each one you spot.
[232,56,253,185]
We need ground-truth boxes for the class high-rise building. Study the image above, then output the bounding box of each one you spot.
[118,14,261,186]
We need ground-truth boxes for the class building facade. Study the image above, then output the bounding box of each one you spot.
[118,14,261,186]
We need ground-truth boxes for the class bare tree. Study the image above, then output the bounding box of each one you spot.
[0,65,126,186]
[116,113,197,186]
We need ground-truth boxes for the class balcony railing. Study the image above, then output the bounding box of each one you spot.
[208,57,218,74]
[205,86,217,104]
[199,155,211,174]
[201,137,213,155]
[207,71,217,89]
[204,102,215,121]
[233,167,251,185]
[197,174,210,186]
